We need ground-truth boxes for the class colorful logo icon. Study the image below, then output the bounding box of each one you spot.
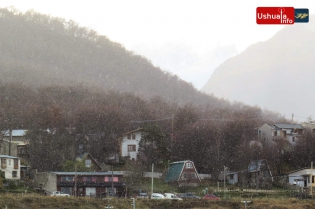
[294,8,309,23]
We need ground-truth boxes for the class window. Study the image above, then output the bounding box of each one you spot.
[83,177,92,182]
[17,146,25,155]
[292,137,295,142]
[12,171,17,177]
[186,162,193,169]
[274,131,277,136]
[106,187,115,193]
[61,176,74,181]
[8,159,11,165]
[14,159,19,169]
[127,134,131,139]
[105,177,119,182]
[85,159,91,168]
[132,134,136,139]
[128,145,136,152]
[1,159,6,169]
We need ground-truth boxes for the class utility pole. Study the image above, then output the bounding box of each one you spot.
[74,165,77,197]
[151,163,154,198]
[111,165,114,194]
[131,198,136,209]
[8,116,13,156]
[9,119,12,156]
[171,114,174,140]
[224,166,226,199]
[310,161,313,196]
[292,113,294,124]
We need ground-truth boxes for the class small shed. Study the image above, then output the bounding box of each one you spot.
[164,160,201,187]
[227,171,239,185]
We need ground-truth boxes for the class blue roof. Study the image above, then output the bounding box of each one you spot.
[273,124,305,130]
[164,161,192,183]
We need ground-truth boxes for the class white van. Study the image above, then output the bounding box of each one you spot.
[151,193,165,199]
[164,193,183,200]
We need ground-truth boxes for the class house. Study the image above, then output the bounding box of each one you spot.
[287,168,315,188]
[76,153,107,171]
[247,159,273,188]
[33,171,126,197]
[301,122,315,135]
[0,155,20,180]
[164,160,201,187]
[119,128,143,160]
[75,133,120,164]
[257,123,274,141]
[0,129,29,157]
[258,123,305,145]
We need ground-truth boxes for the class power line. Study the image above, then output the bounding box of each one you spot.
[199,119,234,121]
[128,117,172,123]
[129,117,285,123]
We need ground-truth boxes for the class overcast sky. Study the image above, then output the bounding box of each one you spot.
[1,0,314,89]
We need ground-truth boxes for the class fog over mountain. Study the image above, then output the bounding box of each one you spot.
[202,16,315,121]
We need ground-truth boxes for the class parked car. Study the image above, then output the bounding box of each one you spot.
[151,193,165,199]
[132,189,149,198]
[164,193,183,200]
[50,191,70,197]
[203,194,220,200]
[138,192,149,198]
[178,193,201,199]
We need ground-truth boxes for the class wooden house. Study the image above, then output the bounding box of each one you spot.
[164,160,201,187]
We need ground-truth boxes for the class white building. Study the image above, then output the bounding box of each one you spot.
[288,168,315,188]
[1,129,29,157]
[0,155,20,180]
[258,123,305,145]
[120,128,143,160]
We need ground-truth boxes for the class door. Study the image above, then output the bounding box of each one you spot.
[86,187,96,196]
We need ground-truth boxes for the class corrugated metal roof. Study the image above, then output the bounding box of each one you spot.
[164,162,185,182]
[2,130,27,137]
[0,155,19,159]
[51,171,124,176]
[287,169,315,176]
[8,140,27,145]
[273,124,305,129]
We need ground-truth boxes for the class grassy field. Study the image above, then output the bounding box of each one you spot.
[0,193,315,209]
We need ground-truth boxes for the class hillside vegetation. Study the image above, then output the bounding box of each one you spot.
[0,7,216,106]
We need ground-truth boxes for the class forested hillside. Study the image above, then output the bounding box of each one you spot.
[0,83,291,176]
[0,7,217,106]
